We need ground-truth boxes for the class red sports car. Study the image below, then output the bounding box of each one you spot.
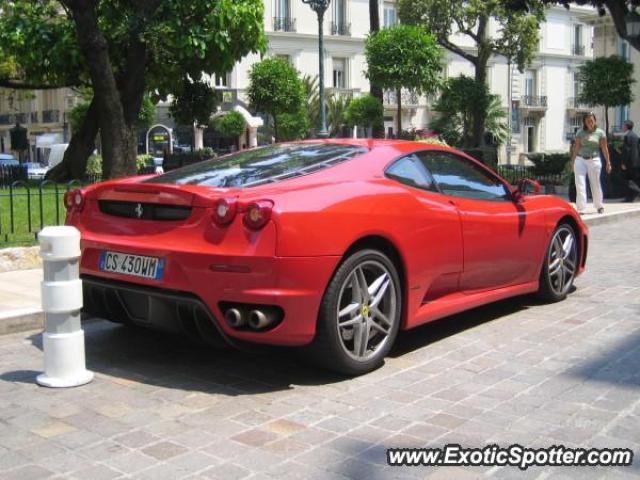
[66,140,588,375]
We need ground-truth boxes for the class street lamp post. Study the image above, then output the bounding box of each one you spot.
[302,0,330,138]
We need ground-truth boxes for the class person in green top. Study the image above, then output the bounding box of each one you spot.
[570,113,611,214]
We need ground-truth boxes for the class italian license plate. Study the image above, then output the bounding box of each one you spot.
[99,251,165,280]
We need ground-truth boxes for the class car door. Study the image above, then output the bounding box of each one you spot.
[417,150,546,293]
[385,154,463,302]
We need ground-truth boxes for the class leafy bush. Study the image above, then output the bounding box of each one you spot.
[526,152,570,175]
[86,154,102,175]
[344,95,383,131]
[416,137,449,147]
[461,147,498,170]
[213,111,246,139]
[430,76,507,148]
[277,110,311,141]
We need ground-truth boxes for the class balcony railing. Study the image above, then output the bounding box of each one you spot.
[566,97,592,111]
[572,44,585,56]
[520,96,547,108]
[0,113,29,125]
[383,89,420,107]
[273,17,296,32]
[42,109,60,123]
[330,21,351,36]
[328,88,358,101]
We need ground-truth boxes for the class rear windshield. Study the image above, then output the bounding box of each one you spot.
[145,143,367,188]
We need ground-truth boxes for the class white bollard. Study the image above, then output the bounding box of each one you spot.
[36,226,93,388]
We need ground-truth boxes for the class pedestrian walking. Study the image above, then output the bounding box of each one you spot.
[571,113,612,214]
[621,120,640,202]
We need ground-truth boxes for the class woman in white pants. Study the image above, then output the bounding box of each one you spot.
[571,113,612,214]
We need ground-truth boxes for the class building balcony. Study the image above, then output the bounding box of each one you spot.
[383,89,420,107]
[330,21,351,36]
[520,95,547,113]
[572,44,586,56]
[566,97,592,113]
[0,112,29,126]
[273,17,296,32]
[328,88,359,101]
[42,109,60,123]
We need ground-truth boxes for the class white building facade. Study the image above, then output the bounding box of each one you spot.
[167,1,598,163]
[582,12,639,136]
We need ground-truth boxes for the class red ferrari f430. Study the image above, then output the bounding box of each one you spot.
[66,140,588,375]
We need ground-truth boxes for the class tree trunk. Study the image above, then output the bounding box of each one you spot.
[67,1,133,179]
[46,97,99,182]
[396,88,402,136]
[369,0,385,138]
[472,15,491,148]
[604,104,610,138]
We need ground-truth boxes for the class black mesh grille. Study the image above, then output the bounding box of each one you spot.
[98,200,191,221]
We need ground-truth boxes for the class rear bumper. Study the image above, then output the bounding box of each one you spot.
[80,246,341,346]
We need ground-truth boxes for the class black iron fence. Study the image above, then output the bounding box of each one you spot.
[496,164,565,186]
[0,180,82,246]
[0,165,160,246]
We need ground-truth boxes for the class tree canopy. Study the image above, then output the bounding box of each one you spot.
[430,76,508,148]
[0,0,266,179]
[398,0,544,146]
[578,55,635,135]
[365,25,444,134]
[345,95,384,134]
[247,57,305,142]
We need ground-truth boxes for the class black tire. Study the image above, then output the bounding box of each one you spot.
[537,223,578,303]
[307,249,402,376]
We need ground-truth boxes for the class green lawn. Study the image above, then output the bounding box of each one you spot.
[0,182,80,246]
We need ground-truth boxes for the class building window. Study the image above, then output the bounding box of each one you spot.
[524,70,536,97]
[511,100,520,133]
[573,25,584,56]
[620,40,630,61]
[331,0,350,35]
[383,2,397,27]
[273,0,295,32]
[332,58,347,89]
[214,74,229,88]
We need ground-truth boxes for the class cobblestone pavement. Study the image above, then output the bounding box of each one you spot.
[0,218,639,480]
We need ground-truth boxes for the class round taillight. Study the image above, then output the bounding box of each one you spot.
[64,189,84,211]
[243,200,273,230]
[212,198,237,226]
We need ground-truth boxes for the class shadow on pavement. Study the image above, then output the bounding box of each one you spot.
[565,328,640,389]
[390,295,536,358]
[1,294,542,394]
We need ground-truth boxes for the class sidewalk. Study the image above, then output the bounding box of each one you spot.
[1,200,639,336]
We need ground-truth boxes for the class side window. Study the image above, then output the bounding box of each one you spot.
[385,154,437,192]
[418,152,511,201]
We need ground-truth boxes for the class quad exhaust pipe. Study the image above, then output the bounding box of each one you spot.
[224,308,245,328]
[248,309,276,330]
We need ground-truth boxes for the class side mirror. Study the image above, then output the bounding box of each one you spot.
[513,178,541,201]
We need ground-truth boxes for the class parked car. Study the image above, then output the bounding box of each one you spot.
[0,154,19,167]
[24,162,48,180]
[65,140,588,375]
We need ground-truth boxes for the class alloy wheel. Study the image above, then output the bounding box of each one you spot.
[546,225,578,297]
[335,260,398,362]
